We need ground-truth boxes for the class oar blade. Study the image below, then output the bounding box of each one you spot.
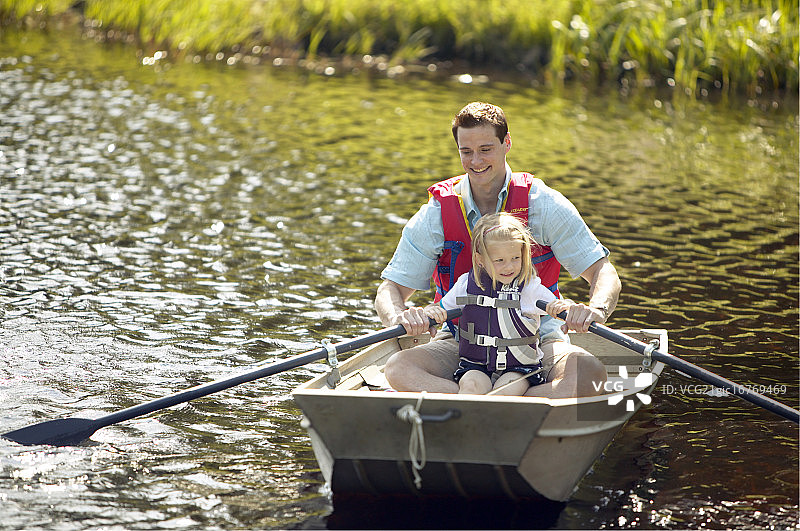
[3,418,100,446]
[3,310,465,447]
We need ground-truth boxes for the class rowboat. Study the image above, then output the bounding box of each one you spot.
[293,328,667,502]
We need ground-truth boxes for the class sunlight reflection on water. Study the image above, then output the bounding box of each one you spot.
[0,28,797,530]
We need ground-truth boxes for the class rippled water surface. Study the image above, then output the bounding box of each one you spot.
[1,28,798,529]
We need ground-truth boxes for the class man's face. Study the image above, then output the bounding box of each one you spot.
[456,124,510,185]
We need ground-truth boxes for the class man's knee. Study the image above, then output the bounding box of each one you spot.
[566,351,607,396]
[383,345,444,383]
[384,341,460,393]
[547,346,607,397]
[383,350,410,387]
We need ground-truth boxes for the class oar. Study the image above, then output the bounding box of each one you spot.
[3,309,461,446]
[536,300,799,424]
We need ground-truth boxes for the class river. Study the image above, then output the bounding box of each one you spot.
[0,27,797,529]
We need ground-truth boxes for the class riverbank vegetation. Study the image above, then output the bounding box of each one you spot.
[2,0,797,97]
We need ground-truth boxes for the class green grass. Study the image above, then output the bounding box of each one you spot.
[1,0,797,96]
[549,0,799,95]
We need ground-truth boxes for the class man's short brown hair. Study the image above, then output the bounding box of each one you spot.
[451,102,508,145]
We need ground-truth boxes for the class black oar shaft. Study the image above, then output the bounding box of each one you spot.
[96,347,331,429]
[98,316,447,428]
[536,300,799,424]
[3,309,461,446]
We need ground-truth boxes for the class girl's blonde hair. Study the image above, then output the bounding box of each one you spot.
[471,212,537,290]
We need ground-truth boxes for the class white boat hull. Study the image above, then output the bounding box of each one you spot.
[293,329,666,501]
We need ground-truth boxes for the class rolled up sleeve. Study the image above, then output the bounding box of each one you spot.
[529,181,609,279]
[380,200,444,291]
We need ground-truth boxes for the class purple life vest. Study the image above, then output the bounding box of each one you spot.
[457,270,542,372]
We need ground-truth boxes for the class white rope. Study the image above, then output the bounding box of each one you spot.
[395,392,427,489]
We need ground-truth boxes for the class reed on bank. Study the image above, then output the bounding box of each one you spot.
[2,0,797,96]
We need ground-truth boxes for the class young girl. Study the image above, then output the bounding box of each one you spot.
[424,212,573,395]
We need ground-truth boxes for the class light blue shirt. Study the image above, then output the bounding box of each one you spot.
[381,164,610,341]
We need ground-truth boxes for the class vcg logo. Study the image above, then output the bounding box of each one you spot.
[596,366,656,411]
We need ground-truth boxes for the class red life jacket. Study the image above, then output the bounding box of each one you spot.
[428,172,562,306]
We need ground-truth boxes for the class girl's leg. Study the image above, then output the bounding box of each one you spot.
[491,372,531,396]
[458,370,492,394]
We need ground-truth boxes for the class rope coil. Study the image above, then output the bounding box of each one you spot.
[395,392,427,489]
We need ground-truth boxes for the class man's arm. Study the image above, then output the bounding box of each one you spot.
[561,257,621,333]
[375,279,438,336]
[583,256,620,316]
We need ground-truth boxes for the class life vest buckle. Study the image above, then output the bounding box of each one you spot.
[475,335,498,347]
[495,348,508,371]
[475,295,496,307]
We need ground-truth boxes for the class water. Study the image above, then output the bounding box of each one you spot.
[1,27,797,529]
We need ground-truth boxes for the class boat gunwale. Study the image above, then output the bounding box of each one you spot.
[292,385,658,408]
[293,328,668,407]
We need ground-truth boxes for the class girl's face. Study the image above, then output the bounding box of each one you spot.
[480,240,523,285]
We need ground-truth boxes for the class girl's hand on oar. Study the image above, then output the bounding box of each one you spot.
[423,304,448,327]
[545,299,572,319]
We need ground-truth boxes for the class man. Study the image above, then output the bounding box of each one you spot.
[375,102,619,398]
